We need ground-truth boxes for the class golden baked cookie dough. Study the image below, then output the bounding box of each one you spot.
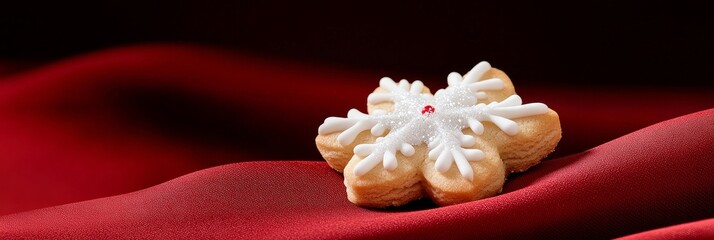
[316,62,561,207]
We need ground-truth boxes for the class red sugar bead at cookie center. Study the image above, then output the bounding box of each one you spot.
[421,105,435,115]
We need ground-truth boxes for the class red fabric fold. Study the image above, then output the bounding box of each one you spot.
[618,218,714,240]
[0,45,377,214]
[1,44,713,238]
[1,108,713,239]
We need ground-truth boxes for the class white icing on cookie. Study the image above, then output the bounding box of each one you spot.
[318,61,549,180]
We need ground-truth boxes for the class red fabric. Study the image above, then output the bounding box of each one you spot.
[0,44,713,239]
[618,218,714,240]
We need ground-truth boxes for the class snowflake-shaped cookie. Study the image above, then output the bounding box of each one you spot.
[316,62,561,207]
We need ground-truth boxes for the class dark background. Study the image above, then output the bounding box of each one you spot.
[1,1,712,87]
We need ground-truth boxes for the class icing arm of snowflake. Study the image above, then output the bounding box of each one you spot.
[479,95,549,135]
[318,109,392,146]
[446,61,504,99]
[367,77,426,104]
[352,140,416,176]
[352,129,416,176]
[427,130,485,181]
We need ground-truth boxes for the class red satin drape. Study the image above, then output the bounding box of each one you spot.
[0,44,712,239]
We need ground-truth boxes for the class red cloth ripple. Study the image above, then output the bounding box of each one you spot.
[1,109,713,239]
[0,44,713,238]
